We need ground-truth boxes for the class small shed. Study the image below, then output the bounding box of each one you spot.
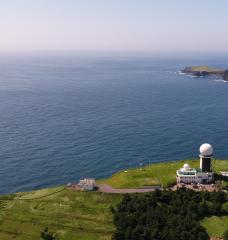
[78,178,95,191]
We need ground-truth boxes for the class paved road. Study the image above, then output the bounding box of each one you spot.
[97,184,162,194]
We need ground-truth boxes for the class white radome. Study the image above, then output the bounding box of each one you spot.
[183,163,190,170]
[199,143,213,157]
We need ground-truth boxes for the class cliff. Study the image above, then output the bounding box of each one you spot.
[182,66,228,82]
[222,69,228,82]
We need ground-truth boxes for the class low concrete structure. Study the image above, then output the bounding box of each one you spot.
[78,178,95,191]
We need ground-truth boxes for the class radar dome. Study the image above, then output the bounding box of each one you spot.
[199,143,213,157]
[183,163,190,170]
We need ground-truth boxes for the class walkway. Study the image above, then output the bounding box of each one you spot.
[97,184,162,194]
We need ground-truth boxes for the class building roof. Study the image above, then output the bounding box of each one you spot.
[176,163,205,176]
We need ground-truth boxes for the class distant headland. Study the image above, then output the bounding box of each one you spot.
[182,66,228,82]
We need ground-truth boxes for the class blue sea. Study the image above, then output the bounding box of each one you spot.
[0,53,228,194]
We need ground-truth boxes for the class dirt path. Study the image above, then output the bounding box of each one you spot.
[97,184,162,194]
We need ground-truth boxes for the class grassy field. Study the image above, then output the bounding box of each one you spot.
[0,159,227,239]
[187,66,224,72]
[0,187,121,240]
[201,216,228,238]
[98,159,228,188]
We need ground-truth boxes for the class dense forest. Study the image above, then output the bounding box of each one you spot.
[111,189,227,240]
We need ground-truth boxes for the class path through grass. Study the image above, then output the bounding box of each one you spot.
[0,187,121,240]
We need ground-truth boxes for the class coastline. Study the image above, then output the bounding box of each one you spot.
[0,159,227,240]
[1,158,227,196]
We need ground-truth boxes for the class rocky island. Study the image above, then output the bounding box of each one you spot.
[182,66,228,82]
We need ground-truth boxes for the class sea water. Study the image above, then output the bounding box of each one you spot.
[0,53,227,194]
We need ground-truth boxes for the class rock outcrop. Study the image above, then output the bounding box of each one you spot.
[182,66,228,82]
[222,69,228,82]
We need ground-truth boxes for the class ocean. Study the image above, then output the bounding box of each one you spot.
[0,53,227,194]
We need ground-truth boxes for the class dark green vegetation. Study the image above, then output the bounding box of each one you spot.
[182,66,228,81]
[0,187,121,240]
[112,189,228,240]
[223,229,228,240]
[98,159,228,188]
[41,227,56,240]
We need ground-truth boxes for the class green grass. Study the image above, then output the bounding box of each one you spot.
[212,159,228,172]
[0,159,227,239]
[98,159,228,188]
[0,187,121,240]
[188,66,224,72]
[201,216,228,238]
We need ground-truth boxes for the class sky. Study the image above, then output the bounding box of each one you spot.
[0,0,228,53]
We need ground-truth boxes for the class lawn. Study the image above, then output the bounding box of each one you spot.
[0,187,121,240]
[98,159,228,188]
[201,216,228,238]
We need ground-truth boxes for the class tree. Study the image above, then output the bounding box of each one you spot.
[222,202,228,214]
[112,190,222,240]
[223,229,228,240]
[198,201,209,217]
[41,227,56,240]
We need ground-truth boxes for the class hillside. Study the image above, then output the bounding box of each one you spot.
[0,159,227,239]
[0,188,121,240]
[98,159,228,188]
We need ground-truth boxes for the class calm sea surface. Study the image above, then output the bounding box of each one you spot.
[0,54,228,194]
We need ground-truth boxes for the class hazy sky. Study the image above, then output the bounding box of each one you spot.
[1,0,228,53]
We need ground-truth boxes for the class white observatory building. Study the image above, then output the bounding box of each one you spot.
[176,143,214,184]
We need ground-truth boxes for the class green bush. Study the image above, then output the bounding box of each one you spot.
[223,229,228,240]
[40,227,56,240]
[222,202,228,214]
[113,189,227,240]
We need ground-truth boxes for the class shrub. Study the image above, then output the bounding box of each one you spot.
[40,227,56,240]
[112,189,226,240]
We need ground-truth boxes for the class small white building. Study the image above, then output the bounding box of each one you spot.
[78,178,95,191]
[176,163,213,184]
